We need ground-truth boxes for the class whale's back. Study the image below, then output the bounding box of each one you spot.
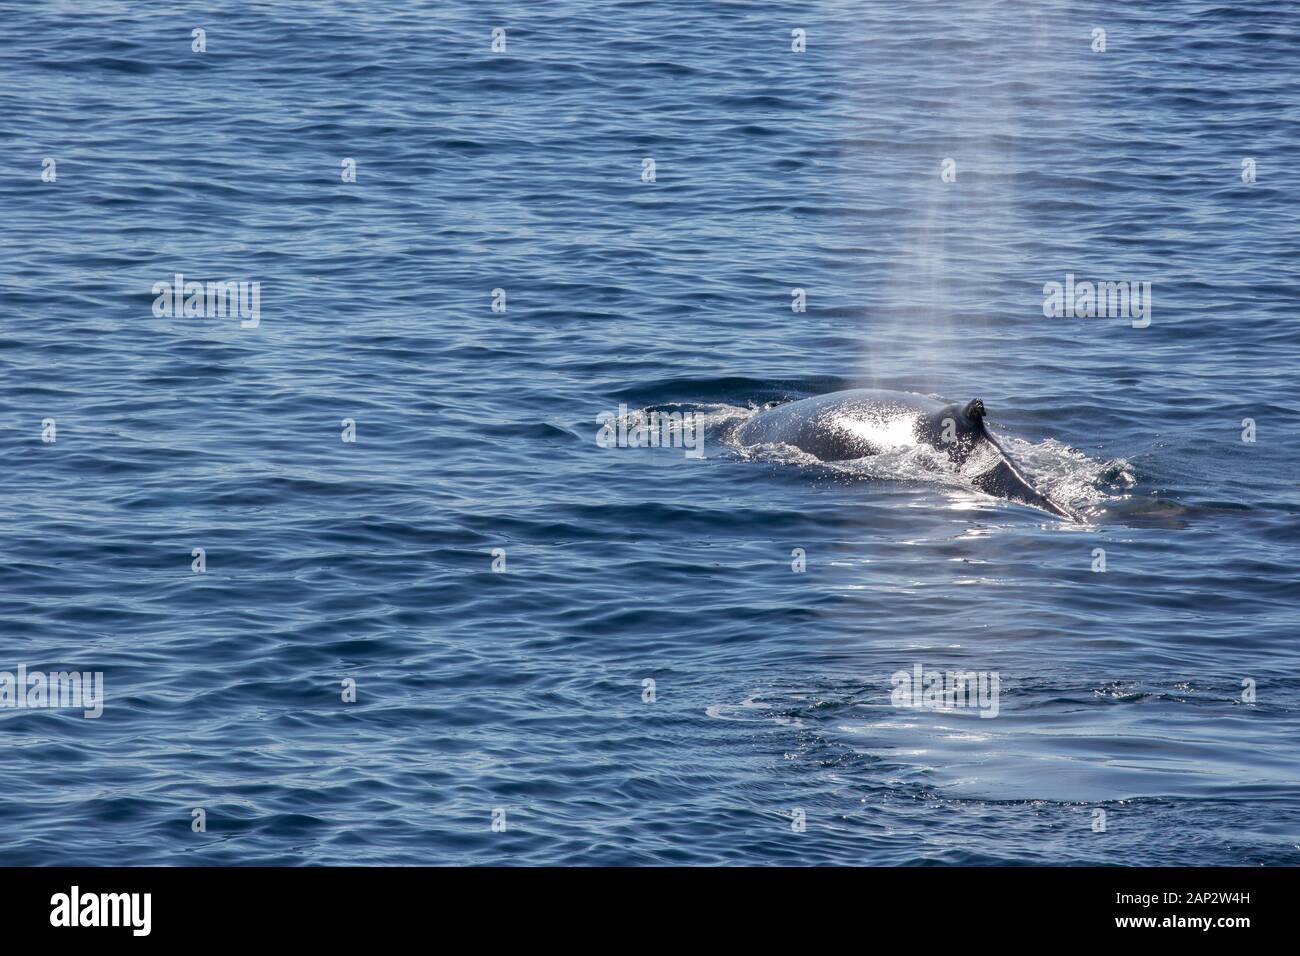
[736,388,1075,519]
[738,389,945,461]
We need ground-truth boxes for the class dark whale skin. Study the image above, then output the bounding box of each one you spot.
[737,389,1074,519]
[737,389,983,463]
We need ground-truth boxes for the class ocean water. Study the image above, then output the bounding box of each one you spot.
[1,1,1298,866]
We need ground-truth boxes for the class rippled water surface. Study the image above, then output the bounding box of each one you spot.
[2,1,1298,865]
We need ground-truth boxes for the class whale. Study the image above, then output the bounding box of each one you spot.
[736,388,1075,519]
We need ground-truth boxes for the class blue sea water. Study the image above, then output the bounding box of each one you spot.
[1,1,1298,866]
